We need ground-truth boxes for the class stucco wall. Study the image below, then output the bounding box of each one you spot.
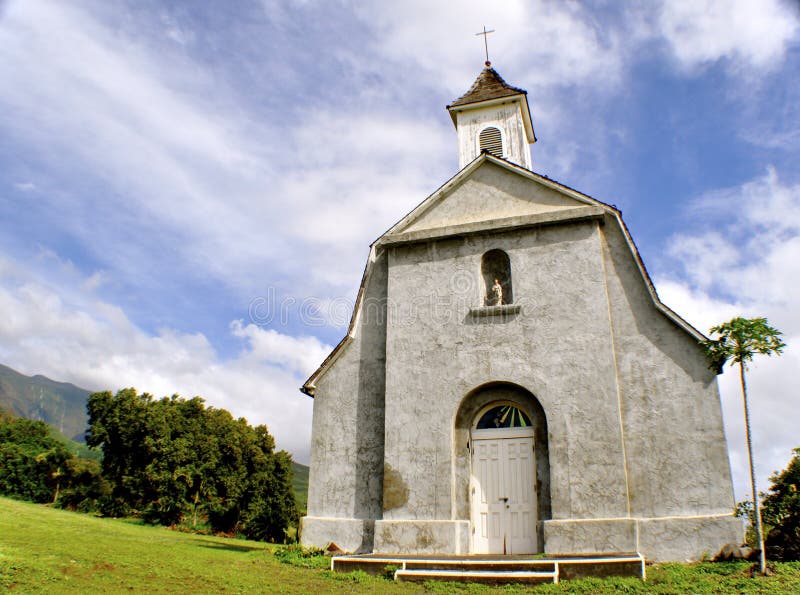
[382,219,630,528]
[599,219,736,517]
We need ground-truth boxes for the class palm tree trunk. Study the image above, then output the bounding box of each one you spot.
[741,361,767,574]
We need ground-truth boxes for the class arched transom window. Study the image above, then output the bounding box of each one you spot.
[479,126,503,157]
[475,404,531,429]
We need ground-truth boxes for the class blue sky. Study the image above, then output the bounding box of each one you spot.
[1,0,799,502]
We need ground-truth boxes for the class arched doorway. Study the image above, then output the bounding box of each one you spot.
[454,383,550,555]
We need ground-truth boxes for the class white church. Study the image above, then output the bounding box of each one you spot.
[300,64,741,562]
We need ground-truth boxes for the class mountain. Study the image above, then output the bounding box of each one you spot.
[291,461,309,513]
[0,363,90,442]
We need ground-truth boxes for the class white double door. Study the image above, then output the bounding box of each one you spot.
[470,427,537,554]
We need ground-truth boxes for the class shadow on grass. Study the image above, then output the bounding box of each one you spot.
[190,538,267,553]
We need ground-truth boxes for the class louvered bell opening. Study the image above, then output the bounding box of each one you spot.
[479,127,503,157]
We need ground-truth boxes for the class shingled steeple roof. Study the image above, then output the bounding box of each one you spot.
[447,65,527,108]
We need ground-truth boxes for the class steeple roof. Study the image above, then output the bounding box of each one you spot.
[447,65,527,108]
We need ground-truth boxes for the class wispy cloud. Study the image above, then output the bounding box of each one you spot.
[13,181,35,192]
[656,0,800,73]
[657,167,800,500]
[0,1,276,295]
[353,1,627,92]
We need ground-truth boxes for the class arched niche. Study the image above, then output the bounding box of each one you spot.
[453,382,551,552]
[481,249,513,305]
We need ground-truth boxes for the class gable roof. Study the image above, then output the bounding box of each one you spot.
[447,66,527,108]
[383,157,591,239]
[301,153,708,395]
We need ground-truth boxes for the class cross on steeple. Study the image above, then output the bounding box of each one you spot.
[475,26,495,67]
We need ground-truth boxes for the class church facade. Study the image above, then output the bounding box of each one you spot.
[300,66,741,562]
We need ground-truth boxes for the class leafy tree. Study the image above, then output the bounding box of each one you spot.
[57,456,111,512]
[0,412,77,504]
[86,388,298,540]
[761,448,800,561]
[701,316,786,574]
[86,388,154,516]
[241,449,299,542]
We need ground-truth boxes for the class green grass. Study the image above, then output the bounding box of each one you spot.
[1,496,799,594]
[0,497,404,594]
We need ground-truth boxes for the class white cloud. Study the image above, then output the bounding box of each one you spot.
[656,167,800,501]
[230,319,330,377]
[275,110,453,291]
[353,1,625,92]
[657,0,800,72]
[668,168,800,314]
[0,255,324,463]
[0,0,464,304]
[0,1,278,289]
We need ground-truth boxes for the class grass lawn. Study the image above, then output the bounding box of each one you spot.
[1,496,799,594]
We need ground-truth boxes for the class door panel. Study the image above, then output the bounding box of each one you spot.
[471,428,537,554]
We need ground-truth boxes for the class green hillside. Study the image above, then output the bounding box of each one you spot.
[292,461,309,513]
[0,363,90,442]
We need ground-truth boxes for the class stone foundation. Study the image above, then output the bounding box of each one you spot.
[373,520,470,554]
[544,518,637,553]
[544,514,742,562]
[300,517,375,553]
[302,514,741,560]
[636,515,743,562]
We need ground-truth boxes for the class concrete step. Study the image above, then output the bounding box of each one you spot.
[395,568,558,585]
[331,552,646,583]
[404,559,556,572]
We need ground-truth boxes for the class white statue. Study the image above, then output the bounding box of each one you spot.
[490,278,503,306]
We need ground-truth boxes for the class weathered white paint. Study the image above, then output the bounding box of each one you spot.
[453,101,533,170]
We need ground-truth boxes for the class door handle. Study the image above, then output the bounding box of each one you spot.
[499,497,508,503]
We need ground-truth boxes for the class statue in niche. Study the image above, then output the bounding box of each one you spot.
[481,249,513,305]
[490,278,503,306]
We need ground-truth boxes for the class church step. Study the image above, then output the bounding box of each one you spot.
[403,559,556,572]
[395,568,558,585]
[331,552,645,582]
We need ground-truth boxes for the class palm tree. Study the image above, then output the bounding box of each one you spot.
[702,317,786,575]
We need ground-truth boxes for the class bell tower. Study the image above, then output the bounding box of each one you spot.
[446,64,537,170]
